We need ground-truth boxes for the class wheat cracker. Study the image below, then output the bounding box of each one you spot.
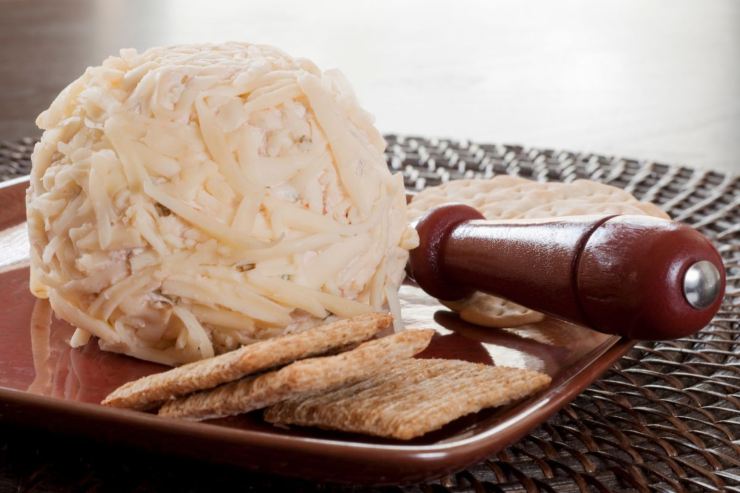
[158,329,435,420]
[102,312,391,410]
[265,358,552,440]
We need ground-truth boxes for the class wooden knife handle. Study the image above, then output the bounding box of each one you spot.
[409,204,725,340]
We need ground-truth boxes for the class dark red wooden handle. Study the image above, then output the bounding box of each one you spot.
[409,204,726,340]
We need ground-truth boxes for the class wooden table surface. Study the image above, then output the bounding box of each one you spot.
[1,0,738,173]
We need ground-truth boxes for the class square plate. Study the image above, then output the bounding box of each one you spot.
[0,177,634,485]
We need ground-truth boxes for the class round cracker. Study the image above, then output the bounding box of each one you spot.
[409,176,670,328]
[442,293,544,328]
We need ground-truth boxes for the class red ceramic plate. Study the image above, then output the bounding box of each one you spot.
[0,177,634,485]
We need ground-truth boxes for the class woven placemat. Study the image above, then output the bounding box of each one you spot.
[1,136,738,493]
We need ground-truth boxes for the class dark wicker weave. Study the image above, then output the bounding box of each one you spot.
[1,136,738,493]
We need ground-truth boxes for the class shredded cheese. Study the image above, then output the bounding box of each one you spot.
[27,42,417,365]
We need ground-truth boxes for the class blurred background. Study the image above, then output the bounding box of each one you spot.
[1,0,738,172]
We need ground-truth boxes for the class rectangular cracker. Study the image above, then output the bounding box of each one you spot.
[102,312,392,410]
[158,329,435,421]
[264,358,551,440]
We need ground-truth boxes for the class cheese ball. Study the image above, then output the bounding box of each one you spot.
[27,42,417,365]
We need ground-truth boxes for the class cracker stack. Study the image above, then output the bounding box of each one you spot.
[102,313,552,439]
